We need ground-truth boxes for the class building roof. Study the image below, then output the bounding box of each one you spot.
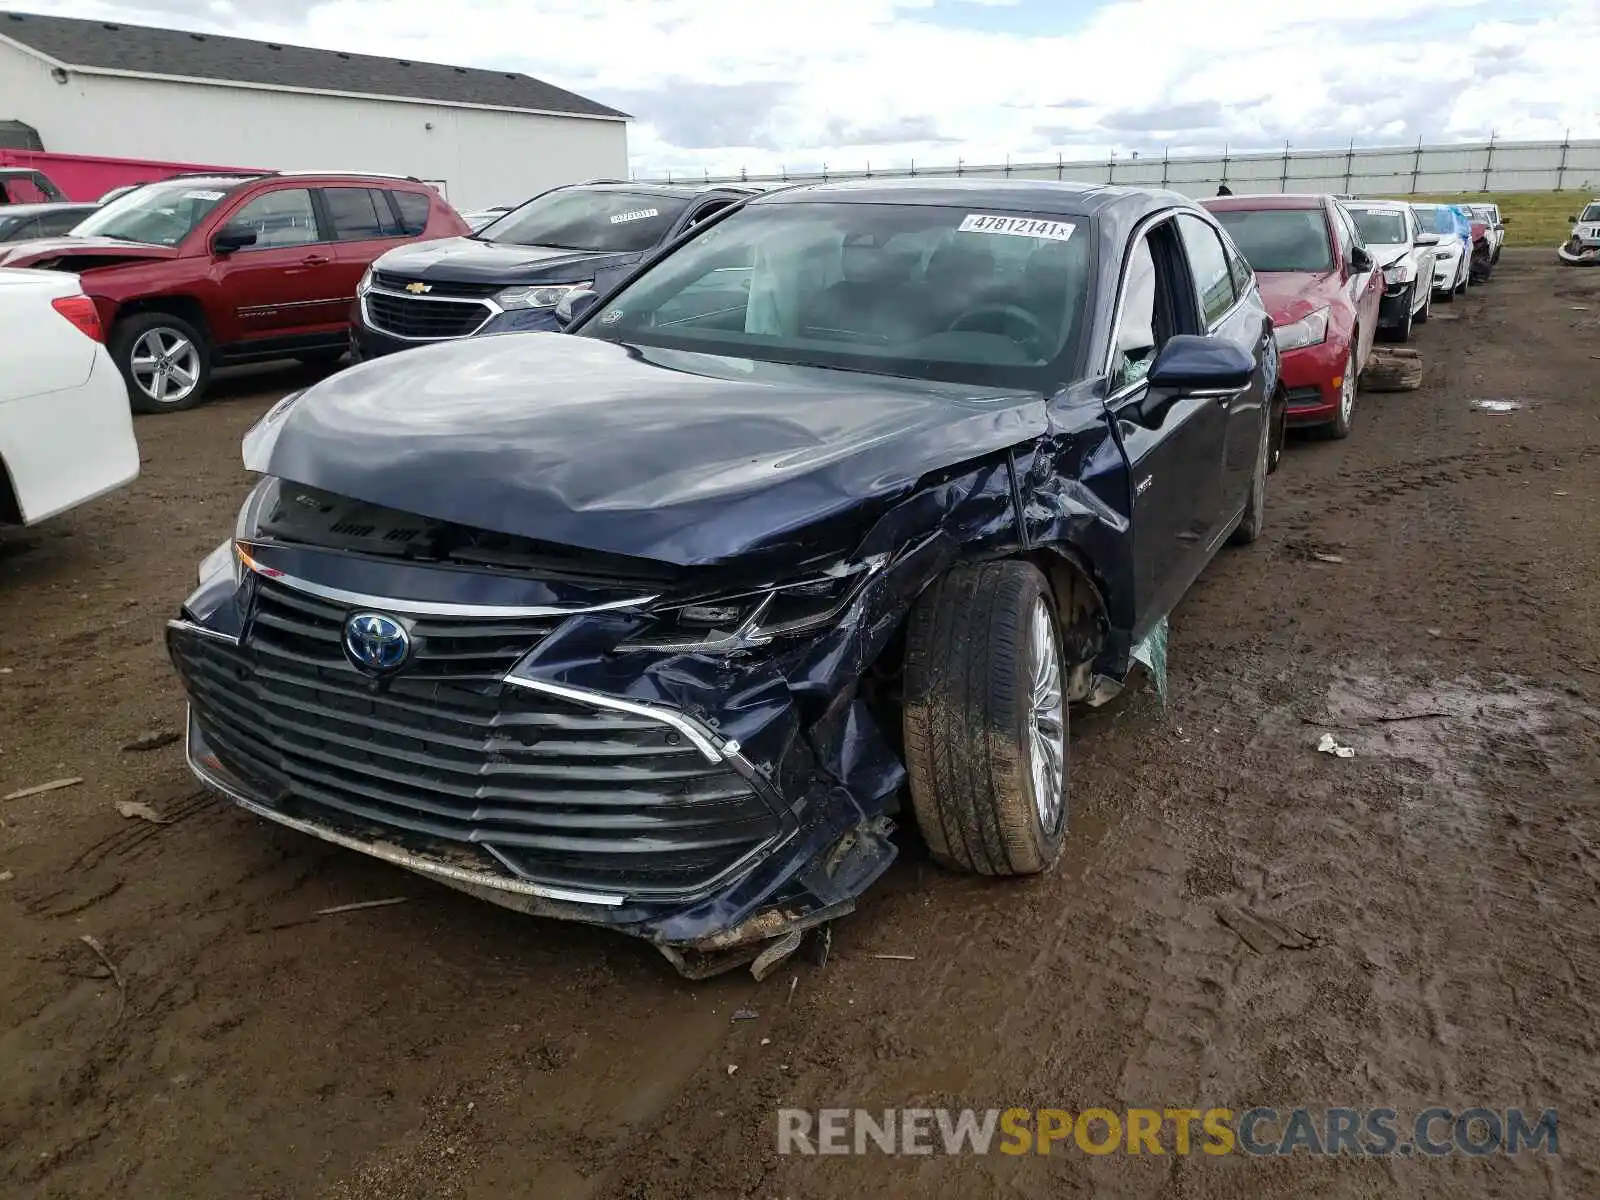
[0,10,627,120]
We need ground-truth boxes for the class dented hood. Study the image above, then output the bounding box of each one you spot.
[1255,270,1339,326]
[0,236,178,268]
[257,333,1047,566]
[372,235,635,285]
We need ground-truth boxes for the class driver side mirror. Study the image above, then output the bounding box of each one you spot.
[1136,335,1253,423]
[1414,232,1441,247]
[1349,245,1374,273]
[212,224,257,254]
[554,288,600,328]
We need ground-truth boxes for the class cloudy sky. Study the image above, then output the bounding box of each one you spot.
[13,0,1600,176]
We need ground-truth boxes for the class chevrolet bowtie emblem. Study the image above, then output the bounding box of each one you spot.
[404,281,431,294]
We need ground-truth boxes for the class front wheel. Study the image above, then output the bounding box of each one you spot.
[1415,283,1432,324]
[1326,348,1356,439]
[1392,284,1415,342]
[111,313,212,414]
[903,562,1068,876]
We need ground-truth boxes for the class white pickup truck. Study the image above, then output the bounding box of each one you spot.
[0,268,140,527]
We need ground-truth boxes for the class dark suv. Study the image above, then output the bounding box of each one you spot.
[0,171,469,412]
[349,181,756,359]
[171,180,1281,978]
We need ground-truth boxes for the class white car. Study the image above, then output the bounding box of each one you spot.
[1410,203,1471,300]
[1465,203,1506,262]
[0,268,140,527]
[1558,199,1600,265]
[1343,200,1438,342]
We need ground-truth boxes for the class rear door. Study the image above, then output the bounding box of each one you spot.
[318,186,413,313]
[207,184,339,343]
[1105,216,1232,628]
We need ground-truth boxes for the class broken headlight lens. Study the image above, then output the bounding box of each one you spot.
[620,557,888,654]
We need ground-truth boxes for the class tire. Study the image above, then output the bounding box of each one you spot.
[1415,284,1431,325]
[1230,396,1272,545]
[1392,284,1414,342]
[111,312,211,414]
[1438,281,1455,304]
[1456,260,1469,294]
[1325,347,1356,439]
[903,561,1068,877]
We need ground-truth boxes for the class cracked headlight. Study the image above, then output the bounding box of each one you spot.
[1383,261,1416,286]
[496,282,592,310]
[1273,307,1329,352]
[619,556,888,654]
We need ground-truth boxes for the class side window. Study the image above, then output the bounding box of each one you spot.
[230,187,320,249]
[6,216,39,240]
[686,200,732,229]
[323,186,391,240]
[1220,226,1254,297]
[1112,234,1161,391]
[389,190,430,237]
[1176,214,1236,327]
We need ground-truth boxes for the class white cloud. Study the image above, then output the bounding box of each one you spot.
[18,0,1600,176]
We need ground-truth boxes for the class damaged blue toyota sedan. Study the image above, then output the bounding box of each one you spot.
[168,179,1283,978]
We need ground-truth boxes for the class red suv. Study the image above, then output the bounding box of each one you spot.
[1200,194,1381,439]
[0,171,468,412]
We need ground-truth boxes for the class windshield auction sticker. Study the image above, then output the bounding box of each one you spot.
[609,207,660,224]
[958,214,1075,242]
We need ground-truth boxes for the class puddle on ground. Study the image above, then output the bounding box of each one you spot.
[1471,398,1523,413]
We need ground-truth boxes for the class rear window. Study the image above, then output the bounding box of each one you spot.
[389,190,431,237]
[1212,208,1334,273]
[479,188,692,253]
[324,187,400,240]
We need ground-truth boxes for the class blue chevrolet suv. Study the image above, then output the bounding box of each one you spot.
[349,180,757,359]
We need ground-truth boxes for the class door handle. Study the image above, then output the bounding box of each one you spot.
[301,254,331,266]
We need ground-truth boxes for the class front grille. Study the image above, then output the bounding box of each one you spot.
[363,290,491,340]
[169,581,782,898]
[373,272,502,299]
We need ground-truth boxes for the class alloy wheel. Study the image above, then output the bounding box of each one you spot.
[129,327,202,406]
[1025,597,1066,833]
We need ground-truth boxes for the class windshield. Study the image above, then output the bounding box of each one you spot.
[71,179,241,246]
[1581,204,1600,223]
[1348,208,1407,245]
[478,188,692,252]
[1212,208,1333,272]
[577,200,1092,388]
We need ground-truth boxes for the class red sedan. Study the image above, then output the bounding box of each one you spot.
[1201,194,1382,439]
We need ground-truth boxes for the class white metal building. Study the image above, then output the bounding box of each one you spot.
[0,10,629,210]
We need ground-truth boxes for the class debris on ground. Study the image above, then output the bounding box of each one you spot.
[732,1007,759,1022]
[316,897,409,917]
[870,954,916,961]
[122,729,181,753]
[1361,347,1425,392]
[4,777,83,802]
[1216,904,1319,954]
[1471,398,1523,413]
[115,800,172,824]
[1312,553,1345,565]
[0,870,13,883]
[1316,733,1356,758]
[78,934,127,1022]
[726,1064,738,1076]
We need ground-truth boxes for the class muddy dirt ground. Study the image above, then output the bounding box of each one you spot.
[2,249,1597,1199]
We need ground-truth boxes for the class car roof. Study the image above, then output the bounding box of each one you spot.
[1202,192,1327,212]
[750,177,1184,220]
[0,201,97,216]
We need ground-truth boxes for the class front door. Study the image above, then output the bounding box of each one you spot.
[1106,218,1231,631]
[207,186,339,344]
